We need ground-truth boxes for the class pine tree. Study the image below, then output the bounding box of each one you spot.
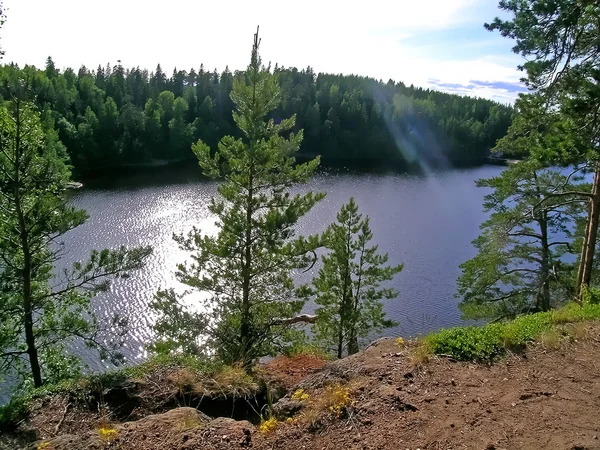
[0,94,151,388]
[457,159,588,320]
[306,198,402,358]
[486,0,600,299]
[151,29,324,368]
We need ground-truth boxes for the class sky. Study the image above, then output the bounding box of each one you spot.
[2,0,527,103]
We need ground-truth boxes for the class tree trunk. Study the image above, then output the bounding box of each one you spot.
[347,291,359,355]
[347,331,359,355]
[539,213,551,312]
[577,164,600,300]
[240,171,253,369]
[23,270,42,388]
[14,100,43,388]
[337,316,344,360]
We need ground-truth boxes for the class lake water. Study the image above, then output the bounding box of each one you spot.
[56,164,503,372]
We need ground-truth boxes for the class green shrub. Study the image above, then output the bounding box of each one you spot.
[581,285,600,306]
[426,303,600,361]
[0,396,29,430]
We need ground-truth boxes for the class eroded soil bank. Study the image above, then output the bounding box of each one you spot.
[3,324,600,450]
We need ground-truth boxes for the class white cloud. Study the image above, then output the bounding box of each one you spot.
[2,0,522,101]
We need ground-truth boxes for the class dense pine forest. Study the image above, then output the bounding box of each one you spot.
[0,59,512,176]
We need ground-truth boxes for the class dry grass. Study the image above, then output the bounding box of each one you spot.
[565,322,589,340]
[207,365,258,398]
[539,329,562,350]
[409,341,432,367]
[167,364,258,400]
[168,368,204,396]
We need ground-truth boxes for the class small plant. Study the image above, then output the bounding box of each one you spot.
[175,409,204,431]
[291,389,310,401]
[395,337,406,348]
[258,417,278,434]
[539,329,561,350]
[565,322,588,340]
[324,385,352,416]
[98,425,118,442]
[409,342,431,367]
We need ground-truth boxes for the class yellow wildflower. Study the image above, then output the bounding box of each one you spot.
[291,388,310,401]
[258,417,278,434]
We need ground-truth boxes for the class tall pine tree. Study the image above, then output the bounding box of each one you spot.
[151,29,324,368]
[0,93,151,388]
[305,198,402,358]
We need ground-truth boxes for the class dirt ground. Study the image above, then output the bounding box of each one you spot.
[5,323,600,450]
[255,324,600,450]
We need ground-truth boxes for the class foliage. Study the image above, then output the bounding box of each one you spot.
[426,303,600,361]
[486,0,600,296]
[0,57,512,177]
[0,396,29,430]
[580,285,600,306]
[304,197,402,358]
[457,159,588,319]
[0,95,151,388]
[151,31,324,368]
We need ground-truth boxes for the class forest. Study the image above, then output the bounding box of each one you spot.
[0,58,513,176]
[1,0,600,423]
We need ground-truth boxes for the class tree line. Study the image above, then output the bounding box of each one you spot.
[0,56,512,177]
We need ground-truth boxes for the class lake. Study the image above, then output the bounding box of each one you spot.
[60,164,503,372]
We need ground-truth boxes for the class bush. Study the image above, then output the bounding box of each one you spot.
[425,303,600,361]
[0,396,29,430]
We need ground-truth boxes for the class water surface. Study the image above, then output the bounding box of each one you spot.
[59,165,502,371]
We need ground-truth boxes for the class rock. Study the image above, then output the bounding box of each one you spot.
[272,398,305,418]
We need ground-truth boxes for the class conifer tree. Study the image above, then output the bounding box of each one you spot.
[305,198,402,358]
[0,93,151,388]
[151,29,324,368]
[457,159,588,320]
[486,0,600,299]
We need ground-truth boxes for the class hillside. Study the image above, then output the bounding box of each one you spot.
[2,322,600,450]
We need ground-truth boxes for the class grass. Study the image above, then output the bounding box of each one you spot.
[538,329,561,350]
[425,302,600,361]
[409,339,432,367]
[0,354,239,430]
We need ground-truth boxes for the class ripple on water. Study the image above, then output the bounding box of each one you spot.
[56,166,501,370]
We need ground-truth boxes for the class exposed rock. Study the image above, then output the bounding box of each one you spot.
[272,398,305,418]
